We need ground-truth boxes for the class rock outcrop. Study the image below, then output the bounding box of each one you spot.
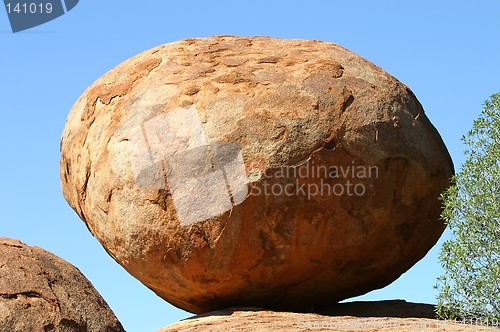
[156,301,499,332]
[60,36,454,313]
[0,237,124,332]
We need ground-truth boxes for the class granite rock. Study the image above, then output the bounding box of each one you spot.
[60,36,454,313]
[0,237,124,332]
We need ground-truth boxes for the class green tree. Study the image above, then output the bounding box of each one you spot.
[436,93,500,322]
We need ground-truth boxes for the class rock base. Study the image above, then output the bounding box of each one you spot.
[156,301,498,332]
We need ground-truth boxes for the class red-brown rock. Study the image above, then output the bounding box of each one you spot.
[156,302,498,332]
[60,36,454,313]
[0,238,124,332]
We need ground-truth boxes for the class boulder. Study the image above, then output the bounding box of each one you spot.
[0,237,124,332]
[156,302,499,332]
[60,36,454,313]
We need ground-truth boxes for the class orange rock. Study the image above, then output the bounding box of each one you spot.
[0,238,124,332]
[60,36,453,313]
[156,302,499,332]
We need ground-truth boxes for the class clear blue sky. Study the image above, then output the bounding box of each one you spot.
[1,1,499,331]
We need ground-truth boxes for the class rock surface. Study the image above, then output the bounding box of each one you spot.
[60,35,454,313]
[0,237,124,332]
[157,301,499,332]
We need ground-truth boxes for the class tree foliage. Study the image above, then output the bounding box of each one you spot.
[436,93,500,321]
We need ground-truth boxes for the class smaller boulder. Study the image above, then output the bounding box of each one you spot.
[0,237,124,332]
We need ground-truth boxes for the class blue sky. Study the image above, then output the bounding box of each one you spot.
[1,1,499,331]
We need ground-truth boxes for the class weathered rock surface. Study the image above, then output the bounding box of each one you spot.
[0,237,124,332]
[157,301,499,332]
[60,36,454,313]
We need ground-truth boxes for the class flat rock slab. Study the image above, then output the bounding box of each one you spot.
[156,301,499,332]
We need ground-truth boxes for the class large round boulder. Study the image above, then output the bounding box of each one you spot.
[0,237,124,331]
[60,36,454,313]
